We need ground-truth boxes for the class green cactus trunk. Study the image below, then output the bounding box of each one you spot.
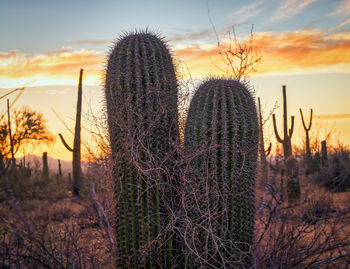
[105,31,180,268]
[184,79,258,268]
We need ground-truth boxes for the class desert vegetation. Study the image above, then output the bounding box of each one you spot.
[0,29,349,269]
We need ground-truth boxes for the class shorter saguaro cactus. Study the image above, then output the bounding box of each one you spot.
[184,78,258,267]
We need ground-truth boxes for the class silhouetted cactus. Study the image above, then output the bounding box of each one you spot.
[321,140,328,167]
[258,97,271,183]
[272,86,300,203]
[42,152,49,181]
[105,31,180,268]
[184,78,258,267]
[0,153,5,177]
[300,108,313,174]
[272,85,294,159]
[58,160,62,177]
[59,69,83,196]
[7,99,15,167]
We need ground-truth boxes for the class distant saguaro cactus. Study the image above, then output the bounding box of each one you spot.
[300,108,313,173]
[258,97,271,183]
[0,153,5,177]
[58,160,62,177]
[321,140,328,167]
[59,69,83,196]
[105,31,180,268]
[7,99,15,166]
[272,85,294,159]
[185,78,258,267]
[42,152,49,181]
[272,86,300,202]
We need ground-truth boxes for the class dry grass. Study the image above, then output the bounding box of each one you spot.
[1,150,350,268]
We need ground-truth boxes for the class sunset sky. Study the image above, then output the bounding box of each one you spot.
[1,0,350,161]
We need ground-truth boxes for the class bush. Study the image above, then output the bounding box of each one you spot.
[315,150,350,192]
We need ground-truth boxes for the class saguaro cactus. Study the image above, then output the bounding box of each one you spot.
[300,108,313,173]
[58,159,62,177]
[272,85,294,159]
[273,86,299,203]
[59,69,83,196]
[105,31,180,268]
[0,153,5,177]
[184,78,258,267]
[7,99,15,166]
[321,140,328,167]
[258,97,271,183]
[42,152,49,181]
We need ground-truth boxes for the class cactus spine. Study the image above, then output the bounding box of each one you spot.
[59,69,83,196]
[105,32,180,268]
[258,97,271,183]
[184,79,258,267]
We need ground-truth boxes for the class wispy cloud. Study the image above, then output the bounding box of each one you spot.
[2,28,350,85]
[315,114,350,120]
[173,29,350,77]
[230,0,266,22]
[270,0,319,22]
[76,40,112,45]
[333,18,350,30]
[331,0,350,16]
[0,49,105,87]
[169,29,215,43]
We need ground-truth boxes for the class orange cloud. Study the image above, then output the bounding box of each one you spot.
[173,29,350,77]
[1,28,350,87]
[0,49,105,87]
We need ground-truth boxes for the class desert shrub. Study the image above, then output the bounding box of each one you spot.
[314,149,350,192]
[302,190,335,224]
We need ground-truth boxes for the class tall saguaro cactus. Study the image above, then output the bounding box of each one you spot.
[258,97,271,183]
[272,85,294,159]
[59,69,83,196]
[184,78,258,267]
[105,31,180,268]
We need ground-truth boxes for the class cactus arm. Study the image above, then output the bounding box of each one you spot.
[265,142,272,157]
[272,114,283,143]
[300,108,307,131]
[300,108,313,131]
[58,133,74,152]
[308,108,313,130]
[289,115,295,138]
